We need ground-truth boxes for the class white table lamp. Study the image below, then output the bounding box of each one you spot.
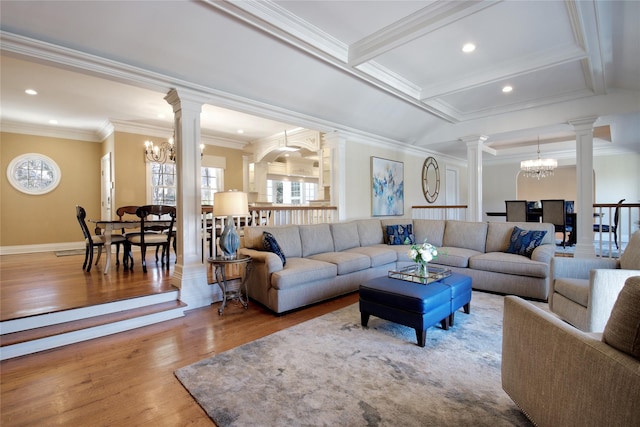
[214,191,249,259]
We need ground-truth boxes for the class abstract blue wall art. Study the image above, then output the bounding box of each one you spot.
[371,157,404,216]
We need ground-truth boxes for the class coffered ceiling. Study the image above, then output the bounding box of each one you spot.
[1,0,638,163]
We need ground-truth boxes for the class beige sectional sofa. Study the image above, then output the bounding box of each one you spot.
[239,218,555,314]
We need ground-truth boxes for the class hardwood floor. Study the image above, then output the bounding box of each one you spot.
[0,251,359,426]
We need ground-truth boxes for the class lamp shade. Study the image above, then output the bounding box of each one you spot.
[214,191,249,217]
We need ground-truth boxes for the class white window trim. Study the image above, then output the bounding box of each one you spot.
[6,153,62,195]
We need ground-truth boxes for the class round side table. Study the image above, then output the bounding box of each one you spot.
[207,254,252,315]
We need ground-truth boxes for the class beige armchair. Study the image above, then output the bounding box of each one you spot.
[550,230,640,332]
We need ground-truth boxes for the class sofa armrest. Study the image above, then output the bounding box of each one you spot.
[551,256,618,280]
[238,248,283,272]
[589,269,640,329]
[530,243,555,264]
[502,296,640,427]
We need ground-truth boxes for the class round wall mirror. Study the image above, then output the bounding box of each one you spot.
[422,157,440,203]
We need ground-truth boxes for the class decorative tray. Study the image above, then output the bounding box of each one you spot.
[388,265,452,285]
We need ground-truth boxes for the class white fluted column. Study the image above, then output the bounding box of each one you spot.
[463,135,487,221]
[570,117,598,258]
[322,131,346,221]
[165,88,213,308]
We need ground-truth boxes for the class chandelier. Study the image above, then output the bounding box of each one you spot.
[144,134,205,163]
[520,138,557,180]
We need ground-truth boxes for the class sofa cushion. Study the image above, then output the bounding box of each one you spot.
[309,252,371,275]
[470,252,549,278]
[620,231,640,270]
[345,245,397,267]
[356,219,384,247]
[553,277,589,307]
[299,224,334,257]
[330,222,360,252]
[602,276,640,360]
[443,221,488,252]
[486,221,555,253]
[412,220,445,247]
[505,226,548,258]
[270,258,337,290]
[386,224,415,245]
[263,232,286,266]
[432,247,480,268]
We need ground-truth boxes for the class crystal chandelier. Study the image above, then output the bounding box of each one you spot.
[520,138,557,180]
[144,133,205,163]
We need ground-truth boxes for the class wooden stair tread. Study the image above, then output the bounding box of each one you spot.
[0,300,186,347]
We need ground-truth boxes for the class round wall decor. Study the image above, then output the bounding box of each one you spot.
[6,153,61,195]
[422,156,440,203]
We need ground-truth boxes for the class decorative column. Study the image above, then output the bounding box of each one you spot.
[165,88,212,308]
[570,117,598,258]
[462,135,488,221]
[322,131,346,221]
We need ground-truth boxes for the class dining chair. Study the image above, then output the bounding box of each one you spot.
[505,200,528,222]
[541,199,572,247]
[594,199,625,249]
[76,205,127,272]
[127,205,176,272]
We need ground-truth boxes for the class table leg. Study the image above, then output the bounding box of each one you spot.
[103,228,112,274]
[214,264,228,315]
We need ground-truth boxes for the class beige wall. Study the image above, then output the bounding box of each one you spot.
[1,132,102,246]
[113,131,147,209]
[1,131,247,249]
[204,145,244,191]
[517,165,578,202]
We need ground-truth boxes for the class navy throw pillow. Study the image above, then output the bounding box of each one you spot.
[386,224,415,245]
[506,226,547,258]
[263,231,286,266]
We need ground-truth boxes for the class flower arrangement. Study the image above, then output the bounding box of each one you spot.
[408,240,438,272]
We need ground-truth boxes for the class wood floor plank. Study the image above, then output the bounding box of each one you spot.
[0,251,359,426]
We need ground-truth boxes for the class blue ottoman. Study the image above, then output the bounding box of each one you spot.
[359,277,452,347]
[439,273,473,326]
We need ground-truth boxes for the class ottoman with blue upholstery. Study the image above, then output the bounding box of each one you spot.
[359,277,452,347]
[439,273,473,326]
[359,272,472,347]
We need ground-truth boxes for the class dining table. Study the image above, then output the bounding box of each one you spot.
[90,219,171,274]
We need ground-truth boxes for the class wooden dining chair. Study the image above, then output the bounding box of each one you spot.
[505,200,528,222]
[76,205,127,272]
[541,199,571,247]
[127,205,176,272]
[594,199,625,249]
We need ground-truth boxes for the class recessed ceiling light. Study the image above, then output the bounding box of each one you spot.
[502,85,513,93]
[49,119,58,125]
[462,43,476,53]
[237,129,244,134]
[157,114,166,119]
[25,89,38,95]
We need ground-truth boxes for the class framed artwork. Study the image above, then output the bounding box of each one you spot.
[371,156,404,216]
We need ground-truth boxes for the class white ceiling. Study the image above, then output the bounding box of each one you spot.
[1,0,639,163]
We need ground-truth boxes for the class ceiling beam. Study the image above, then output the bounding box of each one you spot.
[348,0,500,67]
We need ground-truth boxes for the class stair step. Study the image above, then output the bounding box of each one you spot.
[1,300,186,347]
[0,299,187,360]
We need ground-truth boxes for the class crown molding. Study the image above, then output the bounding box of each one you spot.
[0,120,101,142]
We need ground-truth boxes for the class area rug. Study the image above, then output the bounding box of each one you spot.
[175,291,534,427]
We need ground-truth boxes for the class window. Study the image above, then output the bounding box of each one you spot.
[266,180,317,204]
[149,163,223,205]
[150,162,176,205]
[6,153,61,195]
[201,167,223,205]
